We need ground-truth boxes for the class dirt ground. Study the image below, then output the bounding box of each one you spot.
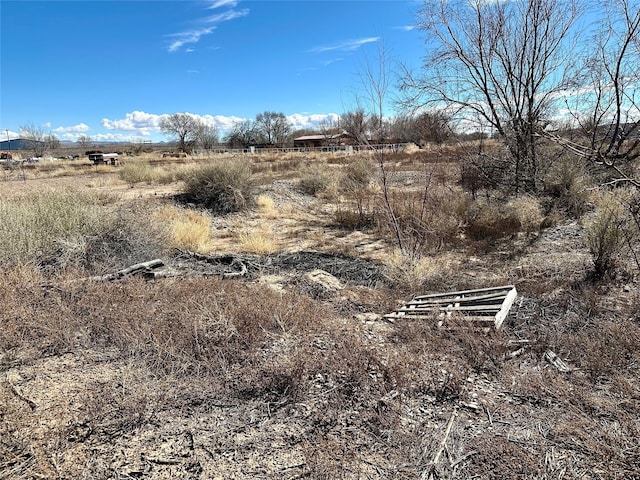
[2,160,640,479]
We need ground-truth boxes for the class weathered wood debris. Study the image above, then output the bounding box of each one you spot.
[89,259,165,282]
[385,285,518,330]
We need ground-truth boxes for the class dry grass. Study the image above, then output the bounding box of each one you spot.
[237,225,278,254]
[584,188,638,278]
[0,190,107,265]
[383,249,462,291]
[180,160,254,213]
[154,206,213,252]
[255,194,280,218]
[118,162,165,184]
[1,148,639,479]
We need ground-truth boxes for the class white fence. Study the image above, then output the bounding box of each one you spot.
[201,143,412,156]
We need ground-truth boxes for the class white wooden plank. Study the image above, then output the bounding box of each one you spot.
[412,285,515,301]
[493,287,517,330]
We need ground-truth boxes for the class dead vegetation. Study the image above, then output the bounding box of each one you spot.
[1,147,640,479]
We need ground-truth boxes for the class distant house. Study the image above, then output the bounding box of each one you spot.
[0,138,44,150]
[293,132,354,148]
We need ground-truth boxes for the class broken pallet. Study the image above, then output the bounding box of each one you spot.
[385,285,517,330]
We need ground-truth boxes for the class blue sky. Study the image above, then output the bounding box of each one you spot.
[1,1,424,142]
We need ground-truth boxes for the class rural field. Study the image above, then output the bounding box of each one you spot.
[1,145,639,479]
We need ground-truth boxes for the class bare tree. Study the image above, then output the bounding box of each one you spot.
[224,120,258,148]
[197,124,219,150]
[355,43,406,253]
[77,134,92,150]
[557,0,640,185]
[318,117,342,146]
[390,111,452,146]
[340,109,369,144]
[159,113,203,153]
[19,123,59,157]
[404,0,582,194]
[359,44,392,144]
[254,111,291,147]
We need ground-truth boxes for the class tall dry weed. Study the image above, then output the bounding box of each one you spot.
[237,225,277,254]
[0,191,105,265]
[383,250,461,291]
[180,160,254,214]
[118,162,166,184]
[154,206,213,253]
[584,189,638,278]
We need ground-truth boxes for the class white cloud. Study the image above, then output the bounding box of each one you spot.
[286,113,341,130]
[52,123,90,134]
[199,114,247,131]
[323,58,344,66]
[101,111,248,136]
[92,133,152,142]
[309,37,379,53]
[99,110,345,138]
[208,0,237,8]
[168,26,216,53]
[102,111,167,135]
[396,25,417,31]
[167,8,249,52]
[2,129,20,140]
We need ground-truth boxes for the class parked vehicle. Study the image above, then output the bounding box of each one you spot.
[89,153,118,165]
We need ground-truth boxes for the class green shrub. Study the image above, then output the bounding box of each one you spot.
[181,161,254,214]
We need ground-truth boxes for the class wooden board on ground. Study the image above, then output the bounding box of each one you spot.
[385,285,517,330]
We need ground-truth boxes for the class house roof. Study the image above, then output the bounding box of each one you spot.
[0,138,44,150]
[294,133,349,141]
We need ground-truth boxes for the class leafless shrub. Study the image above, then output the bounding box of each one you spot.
[334,206,375,229]
[566,318,640,382]
[36,202,170,275]
[466,435,538,479]
[0,191,105,266]
[542,155,591,217]
[334,158,377,228]
[297,163,332,195]
[584,189,638,279]
[446,320,507,374]
[379,187,464,255]
[180,160,254,214]
[462,196,543,244]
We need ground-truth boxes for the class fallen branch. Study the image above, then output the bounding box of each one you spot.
[543,350,572,373]
[90,259,164,282]
[175,250,248,278]
[450,450,478,468]
[3,381,37,411]
[421,407,458,480]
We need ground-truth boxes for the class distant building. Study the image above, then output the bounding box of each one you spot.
[0,138,44,150]
[293,132,354,148]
